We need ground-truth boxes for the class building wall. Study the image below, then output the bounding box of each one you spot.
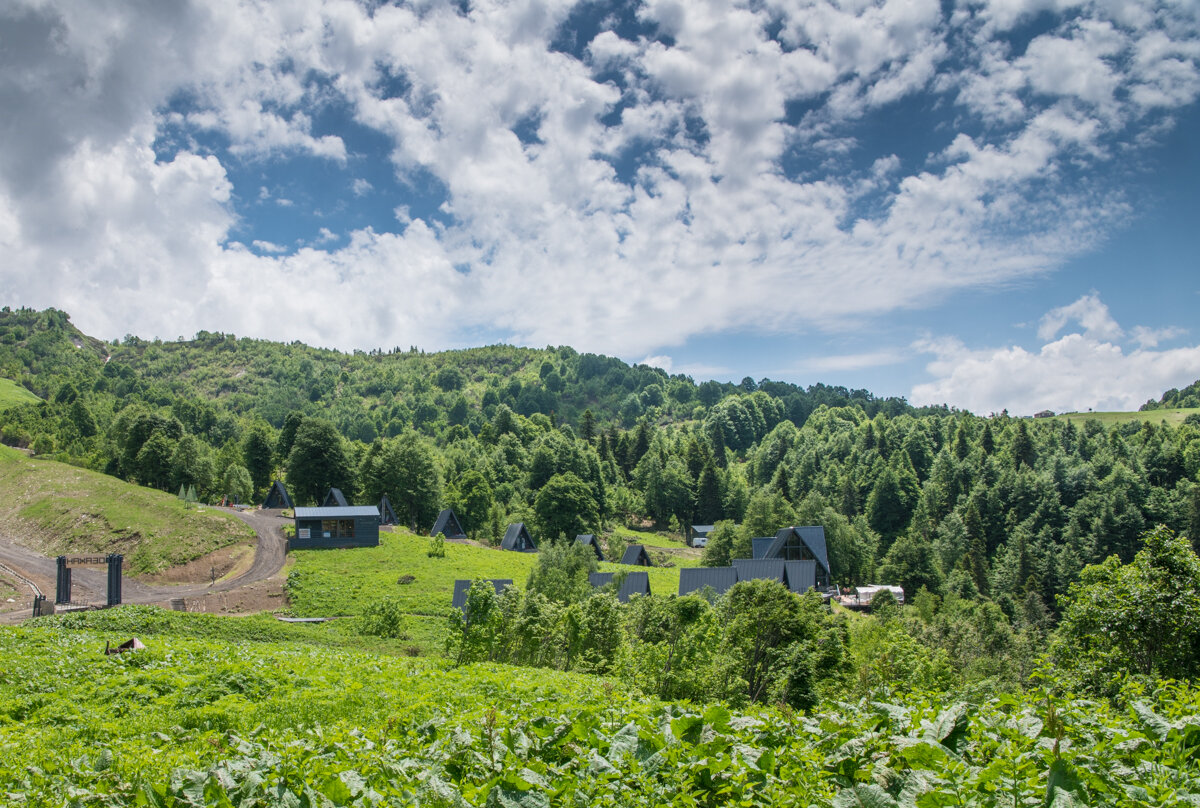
[292,515,380,549]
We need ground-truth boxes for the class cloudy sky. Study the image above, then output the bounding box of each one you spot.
[1,0,1198,415]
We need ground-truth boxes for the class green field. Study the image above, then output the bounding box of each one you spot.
[285,527,696,651]
[0,377,40,409]
[0,446,254,574]
[1050,407,1200,427]
[3,609,1199,807]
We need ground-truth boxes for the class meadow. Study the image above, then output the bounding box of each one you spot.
[1050,407,1200,427]
[0,377,39,409]
[284,526,697,653]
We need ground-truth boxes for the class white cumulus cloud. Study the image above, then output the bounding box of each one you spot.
[912,296,1200,414]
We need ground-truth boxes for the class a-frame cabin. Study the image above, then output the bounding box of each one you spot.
[322,487,349,507]
[575,534,604,560]
[431,509,467,540]
[378,495,398,526]
[262,480,293,509]
[501,523,537,552]
[620,544,651,566]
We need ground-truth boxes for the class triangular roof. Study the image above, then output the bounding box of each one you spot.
[732,558,786,583]
[451,578,513,613]
[322,487,349,507]
[575,534,603,560]
[431,508,467,539]
[760,526,831,578]
[678,566,739,597]
[262,480,293,509]
[620,544,651,566]
[501,523,537,552]
[751,536,775,559]
[588,571,651,603]
[784,560,817,593]
[378,495,398,526]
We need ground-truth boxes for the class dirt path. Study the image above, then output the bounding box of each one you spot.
[0,507,290,623]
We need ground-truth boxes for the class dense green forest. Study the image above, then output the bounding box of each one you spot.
[3,305,1200,696]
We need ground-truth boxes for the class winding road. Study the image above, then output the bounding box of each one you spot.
[0,508,289,623]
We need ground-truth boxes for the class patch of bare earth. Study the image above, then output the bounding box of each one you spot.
[176,577,288,615]
[140,542,254,585]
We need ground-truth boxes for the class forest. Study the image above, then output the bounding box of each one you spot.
[3,304,1200,700]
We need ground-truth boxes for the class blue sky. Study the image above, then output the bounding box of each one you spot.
[0,0,1198,415]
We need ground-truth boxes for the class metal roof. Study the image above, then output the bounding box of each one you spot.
[431,508,467,539]
[451,578,513,612]
[733,558,786,583]
[322,488,349,507]
[759,526,831,577]
[678,566,739,596]
[589,571,650,603]
[784,560,817,593]
[501,523,536,551]
[294,506,380,518]
[751,536,775,559]
[575,534,604,560]
[620,544,651,566]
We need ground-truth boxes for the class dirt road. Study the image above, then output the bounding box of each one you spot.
[0,507,289,623]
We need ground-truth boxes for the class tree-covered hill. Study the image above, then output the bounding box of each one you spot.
[1,304,1198,633]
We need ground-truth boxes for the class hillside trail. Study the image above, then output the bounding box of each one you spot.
[0,507,288,624]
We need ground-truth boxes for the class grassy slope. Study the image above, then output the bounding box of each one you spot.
[1051,407,1200,426]
[3,610,1199,807]
[0,446,254,575]
[285,527,694,652]
[0,377,40,409]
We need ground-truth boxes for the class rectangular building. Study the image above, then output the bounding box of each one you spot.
[293,506,380,549]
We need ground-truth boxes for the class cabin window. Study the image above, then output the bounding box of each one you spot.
[319,519,356,538]
[782,534,814,561]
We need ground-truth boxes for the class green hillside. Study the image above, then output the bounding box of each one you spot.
[1052,407,1200,427]
[0,445,253,574]
[0,377,39,409]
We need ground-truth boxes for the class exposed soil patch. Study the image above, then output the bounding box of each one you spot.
[139,542,254,585]
[172,575,289,615]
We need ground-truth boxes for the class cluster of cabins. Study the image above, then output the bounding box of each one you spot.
[263,480,876,615]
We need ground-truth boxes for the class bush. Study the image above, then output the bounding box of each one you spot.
[357,597,407,639]
[427,532,446,558]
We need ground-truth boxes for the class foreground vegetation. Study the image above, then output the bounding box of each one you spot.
[0,445,253,574]
[4,606,1200,807]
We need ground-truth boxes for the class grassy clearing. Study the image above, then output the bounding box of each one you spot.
[1050,407,1200,427]
[0,446,254,575]
[0,377,39,409]
[286,527,689,629]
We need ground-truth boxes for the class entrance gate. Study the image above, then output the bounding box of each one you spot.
[55,554,123,607]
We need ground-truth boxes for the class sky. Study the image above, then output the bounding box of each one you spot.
[0,0,1198,416]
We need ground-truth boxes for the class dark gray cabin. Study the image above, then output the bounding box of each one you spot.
[431,509,467,540]
[678,566,739,597]
[501,523,537,552]
[262,480,293,509]
[575,534,604,560]
[752,526,831,588]
[452,578,513,613]
[589,571,651,603]
[620,544,651,566]
[378,495,398,526]
[293,506,380,549]
[322,487,349,508]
